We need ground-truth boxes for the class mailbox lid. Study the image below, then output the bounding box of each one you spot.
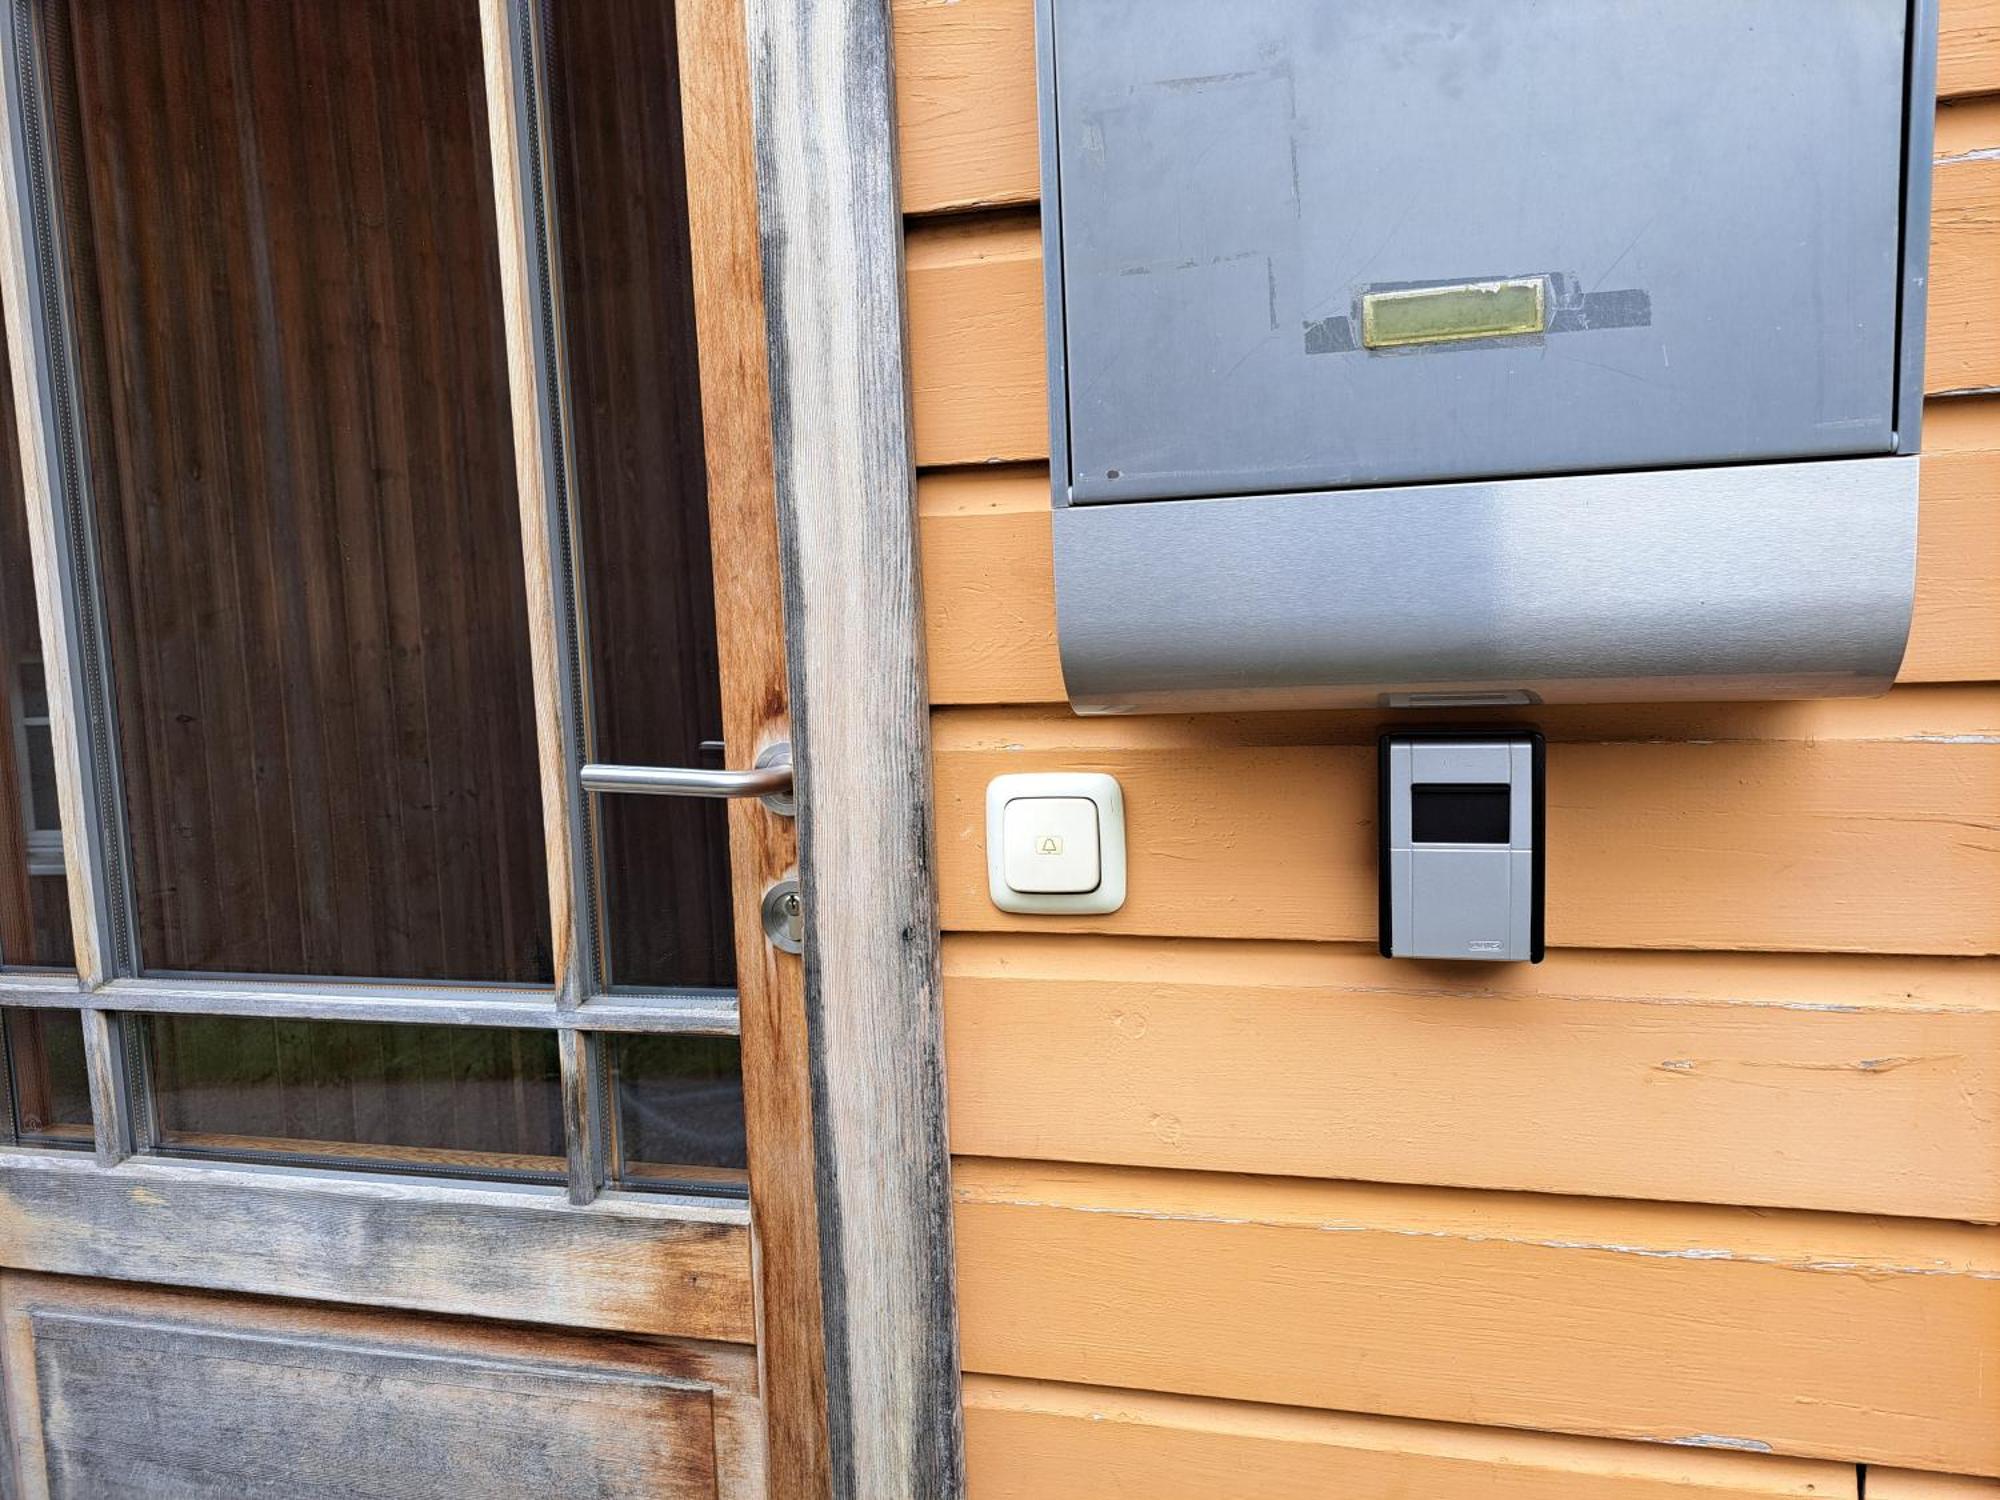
[1047,0,1913,504]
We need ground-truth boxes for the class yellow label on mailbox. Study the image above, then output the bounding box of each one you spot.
[1361,278,1547,349]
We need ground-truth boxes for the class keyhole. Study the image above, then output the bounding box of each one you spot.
[762,879,805,954]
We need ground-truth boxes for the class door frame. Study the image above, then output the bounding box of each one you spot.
[0,0,960,1497]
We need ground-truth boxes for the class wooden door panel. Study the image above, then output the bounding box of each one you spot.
[0,1274,763,1499]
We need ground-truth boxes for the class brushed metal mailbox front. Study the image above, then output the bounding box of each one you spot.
[1046,0,1912,503]
[1036,0,1934,713]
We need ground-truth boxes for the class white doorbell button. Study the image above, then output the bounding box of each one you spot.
[986,772,1127,915]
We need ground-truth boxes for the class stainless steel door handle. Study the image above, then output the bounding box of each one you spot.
[580,741,795,814]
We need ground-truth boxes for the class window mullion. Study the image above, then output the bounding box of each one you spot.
[557,1028,608,1205]
[478,0,602,1015]
[0,3,146,1169]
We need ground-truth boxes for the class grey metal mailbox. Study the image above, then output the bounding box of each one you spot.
[1038,0,1936,713]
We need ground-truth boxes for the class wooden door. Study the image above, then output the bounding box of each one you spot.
[0,0,825,1494]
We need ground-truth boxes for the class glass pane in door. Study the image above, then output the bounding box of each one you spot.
[143,1014,565,1182]
[2,1008,91,1148]
[40,0,550,982]
[541,0,736,992]
[0,320,73,969]
[610,1033,747,1193]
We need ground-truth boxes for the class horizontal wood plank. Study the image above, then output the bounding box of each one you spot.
[0,1154,753,1342]
[1871,1473,2000,1498]
[906,150,2000,468]
[1929,154,2000,394]
[933,691,2000,954]
[944,936,2000,1220]
[893,0,1038,217]
[963,1377,1857,1500]
[953,1159,2000,1474]
[1940,0,2000,99]
[895,0,2000,216]
[920,427,2000,701]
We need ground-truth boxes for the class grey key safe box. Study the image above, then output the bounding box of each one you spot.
[1037,0,1936,714]
[1380,730,1545,963]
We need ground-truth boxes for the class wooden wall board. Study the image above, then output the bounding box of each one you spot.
[1870,1472,2000,1498]
[943,935,2000,1221]
[1930,155,2000,395]
[1940,0,2000,99]
[930,692,2000,954]
[962,1377,1858,1500]
[1935,95,2000,156]
[920,434,2000,702]
[1903,437,2000,682]
[893,0,1039,217]
[952,1159,2000,1475]
[895,0,2000,216]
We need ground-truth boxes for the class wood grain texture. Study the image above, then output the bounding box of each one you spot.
[963,1377,1857,1500]
[1940,0,2000,97]
[1903,425,2000,681]
[893,0,1038,216]
[895,0,2000,212]
[54,0,550,982]
[953,1159,2000,1475]
[1929,154,2000,395]
[558,1028,605,1203]
[74,1008,125,1166]
[744,0,964,1493]
[673,0,830,1487]
[0,1274,764,1500]
[920,432,2000,702]
[1871,1473,2000,1499]
[0,1152,752,1342]
[932,691,2000,954]
[944,936,2000,1220]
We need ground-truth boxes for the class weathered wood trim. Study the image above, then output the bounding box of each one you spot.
[0,1274,768,1500]
[479,0,595,1012]
[74,1007,126,1167]
[0,1151,754,1342]
[0,3,117,985]
[743,1,964,1495]
[673,0,831,1492]
[557,1028,607,1205]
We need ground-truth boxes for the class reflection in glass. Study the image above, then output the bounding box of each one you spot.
[0,335,73,969]
[542,0,736,991]
[612,1034,747,1193]
[145,1016,565,1182]
[2,1009,91,1149]
[43,0,548,982]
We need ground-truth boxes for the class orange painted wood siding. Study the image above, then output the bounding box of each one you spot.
[893,4,2000,1491]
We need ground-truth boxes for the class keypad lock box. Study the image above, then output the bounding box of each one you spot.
[1380,730,1546,964]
